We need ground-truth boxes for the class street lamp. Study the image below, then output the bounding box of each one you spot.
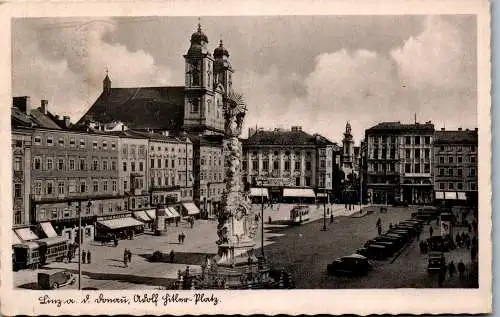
[260,179,265,258]
[72,200,92,290]
[321,194,327,231]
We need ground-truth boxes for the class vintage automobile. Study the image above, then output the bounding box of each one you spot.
[359,244,391,260]
[327,254,372,276]
[427,252,446,274]
[38,269,76,290]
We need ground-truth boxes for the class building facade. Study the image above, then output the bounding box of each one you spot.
[433,128,478,205]
[12,129,32,228]
[365,122,434,205]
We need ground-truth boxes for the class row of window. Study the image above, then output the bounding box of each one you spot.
[248,151,314,158]
[38,202,124,221]
[404,163,432,174]
[199,171,223,182]
[121,145,147,156]
[370,136,432,145]
[33,179,119,196]
[437,155,476,164]
[200,187,223,197]
[149,144,191,153]
[33,135,117,150]
[438,182,477,191]
[437,145,476,153]
[250,176,313,187]
[245,160,313,171]
[32,157,118,172]
[150,158,192,169]
[200,156,222,166]
[438,167,476,177]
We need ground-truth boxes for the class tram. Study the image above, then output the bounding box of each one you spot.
[290,205,311,225]
[13,237,69,271]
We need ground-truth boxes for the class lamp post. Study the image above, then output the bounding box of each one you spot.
[321,195,327,231]
[74,200,91,290]
[260,179,265,258]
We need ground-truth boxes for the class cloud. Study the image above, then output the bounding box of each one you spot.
[12,18,176,121]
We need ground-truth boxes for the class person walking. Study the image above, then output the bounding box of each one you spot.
[330,213,334,223]
[429,226,434,237]
[458,260,465,280]
[377,224,382,236]
[87,250,91,264]
[128,249,132,263]
[178,234,181,244]
[82,249,86,264]
[181,232,186,244]
[376,218,381,228]
[123,249,128,268]
[448,261,456,278]
[170,250,175,263]
[268,216,272,224]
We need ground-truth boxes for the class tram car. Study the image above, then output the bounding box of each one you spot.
[290,205,311,225]
[13,237,69,271]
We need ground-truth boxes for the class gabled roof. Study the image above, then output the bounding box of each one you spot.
[77,87,185,131]
[435,130,478,145]
[243,129,334,146]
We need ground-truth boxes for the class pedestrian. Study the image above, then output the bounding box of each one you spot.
[377,224,382,236]
[123,249,128,268]
[190,218,194,228]
[176,218,179,227]
[448,261,456,278]
[330,213,334,223]
[429,226,434,237]
[268,216,272,224]
[458,260,465,280]
[82,249,86,264]
[181,232,185,244]
[170,250,175,263]
[456,233,462,248]
[87,250,91,264]
[178,234,181,244]
[128,249,132,262]
[376,218,381,227]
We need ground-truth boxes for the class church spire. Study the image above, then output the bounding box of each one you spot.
[103,67,111,95]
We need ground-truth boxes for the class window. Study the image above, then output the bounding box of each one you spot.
[458,156,463,163]
[51,209,58,219]
[79,159,86,171]
[449,183,454,190]
[58,181,64,195]
[80,139,85,148]
[92,159,98,171]
[103,160,108,170]
[46,181,54,195]
[415,136,420,145]
[151,158,155,168]
[424,149,430,159]
[171,159,175,168]
[424,136,431,144]
[112,180,117,191]
[242,161,247,170]
[405,163,411,173]
[124,180,128,191]
[111,142,116,150]
[35,181,42,195]
[58,138,64,146]
[123,162,127,171]
[295,177,301,186]
[70,139,76,147]
[47,157,53,170]
[424,163,430,173]
[285,161,291,171]
[305,161,311,171]
[414,164,420,173]
[405,136,411,145]
[102,142,107,150]
[103,180,108,192]
[14,157,21,171]
[131,162,136,172]
[448,156,453,164]
[273,160,279,170]
[470,182,476,190]
[294,161,300,170]
[93,180,98,192]
[470,146,476,152]
[252,160,258,170]
[439,156,445,164]
[92,141,98,149]
[158,159,162,169]
[448,168,453,176]
[14,184,21,198]
[415,149,420,159]
[111,161,117,171]
[439,168,445,176]
[470,168,476,177]
[57,158,64,170]
[458,168,463,176]
[320,160,325,168]
[440,146,445,152]
[305,177,311,186]
[80,181,86,193]
[457,146,462,152]
[47,137,53,146]
[34,136,41,145]
[470,156,476,164]
[457,183,463,190]
[69,159,75,170]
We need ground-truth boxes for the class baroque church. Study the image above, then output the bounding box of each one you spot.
[77,23,234,136]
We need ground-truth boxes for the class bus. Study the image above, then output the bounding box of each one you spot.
[290,205,310,225]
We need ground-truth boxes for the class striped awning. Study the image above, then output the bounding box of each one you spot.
[182,203,200,215]
[12,231,22,245]
[134,211,152,222]
[168,207,181,218]
[250,188,269,197]
[145,209,156,219]
[444,192,457,200]
[97,217,145,230]
[316,193,328,197]
[435,192,444,199]
[39,222,58,238]
[15,228,39,241]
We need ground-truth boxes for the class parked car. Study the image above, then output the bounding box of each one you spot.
[38,269,75,290]
[427,252,445,273]
[327,254,372,276]
[362,244,391,260]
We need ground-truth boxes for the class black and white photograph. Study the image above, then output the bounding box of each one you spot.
[1,0,492,315]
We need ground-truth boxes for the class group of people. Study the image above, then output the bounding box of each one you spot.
[123,248,132,267]
[178,232,186,244]
[376,218,383,235]
[456,232,472,249]
[66,247,92,264]
[438,260,467,287]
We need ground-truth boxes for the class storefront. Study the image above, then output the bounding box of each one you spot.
[282,188,316,204]
[38,222,58,238]
[181,202,201,218]
[54,217,95,245]
[133,210,153,229]
[249,187,269,204]
[14,227,39,241]
[95,214,145,239]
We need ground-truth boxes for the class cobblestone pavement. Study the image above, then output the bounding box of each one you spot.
[14,204,477,289]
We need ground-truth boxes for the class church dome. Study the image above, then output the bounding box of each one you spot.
[190,23,208,44]
[214,40,229,58]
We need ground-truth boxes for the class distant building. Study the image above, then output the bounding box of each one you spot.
[365,121,434,205]
[340,122,356,176]
[433,128,478,206]
[242,126,335,203]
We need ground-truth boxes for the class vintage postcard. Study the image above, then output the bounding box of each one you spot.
[0,0,492,315]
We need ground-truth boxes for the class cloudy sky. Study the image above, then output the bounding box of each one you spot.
[12,15,477,143]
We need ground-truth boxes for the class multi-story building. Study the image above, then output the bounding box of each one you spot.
[242,126,335,202]
[175,135,194,203]
[433,128,478,206]
[190,134,224,218]
[365,121,434,205]
[12,128,32,229]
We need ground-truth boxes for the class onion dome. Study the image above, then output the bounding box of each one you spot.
[190,23,208,44]
[214,39,229,58]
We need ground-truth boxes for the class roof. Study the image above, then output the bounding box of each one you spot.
[243,130,335,146]
[434,130,478,145]
[77,87,185,131]
[11,105,64,130]
[366,122,435,134]
[188,133,223,147]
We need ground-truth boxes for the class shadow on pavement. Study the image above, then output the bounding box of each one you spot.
[17,282,40,290]
[138,251,215,265]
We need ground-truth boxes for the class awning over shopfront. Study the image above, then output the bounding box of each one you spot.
[12,231,22,245]
[97,217,145,230]
[39,222,58,238]
[182,203,200,215]
[457,192,467,200]
[36,236,69,246]
[316,193,328,197]
[168,207,181,218]
[134,211,152,222]
[444,192,457,200]
[145,209,156,220]
[15,228,39,241]
[283,188,316,198]
[163,208,175,218]
[435,192,444,199]
[250,187,269,197]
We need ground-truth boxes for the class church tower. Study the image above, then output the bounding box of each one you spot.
[341,121,355,175]
[103,69,111,96]
[183,22,220,134]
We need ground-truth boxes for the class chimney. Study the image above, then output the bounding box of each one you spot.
[63,116,71,128]
[40,99,48,114]
[458,127,462,131]
[474,128,478,132]
[465,128,470,131]
[13,96,32,115]
[248,127,256,137]
[441,128,445,131]
[291,126,302,132]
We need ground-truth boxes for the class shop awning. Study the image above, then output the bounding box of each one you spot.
[36,236,68,246]
[14,241,39,249]
[316,193,328,197]
[283,188,316,198]
[168,207,181,218]
[250,187,269,197]
[15,228,39,241]
[457,192,467,200]
[163,207,175,218]
[435,192,444,199]
[12,231,22,245]
[145,209,156,219]
[134,211,152,222]
[39,222,58,238]
[97,217,145,230]
[444,192,457,200]
[182,202,200,215]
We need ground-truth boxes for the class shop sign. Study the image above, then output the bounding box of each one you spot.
[97,213,132,221]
